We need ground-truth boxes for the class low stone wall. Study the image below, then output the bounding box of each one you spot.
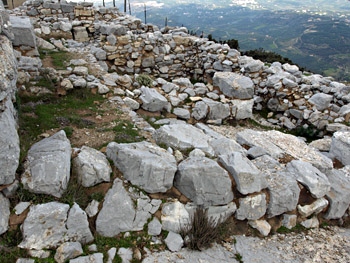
[9,0,350,136]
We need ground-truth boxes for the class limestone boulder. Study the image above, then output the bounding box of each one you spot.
[252,155,300,217]
[106,141,177,193]
[140,86,168,112]
[0,100,19,185]
[202,98,230,121]
[9,16,36,47]
[161,201,191,233]
[297,198,329,218]
[236,129,333,171]
[191,101,209,120]
[329,131,350,165]
[324,169,350,219]
[165,232,183,252]
[231,99,254,120]
[0,193,10,235]
[54,242,83,263]
[174,157,234,206]
[236,194,267,220]
[66,203,93,244]
[213,72,254,99]
[218,152,267,195]
[286,160,330,198]
[154,124,213,154]
[308,93,333,111]
[72,146,111,188]
[21,130,71,198]
[209,137,246,156]
[19,202,70,250]
[96,179,136,237]
[70,253,103,263]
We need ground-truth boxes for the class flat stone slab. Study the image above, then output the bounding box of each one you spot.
[154,123,213,154]
[106,141,177,193]
[286,160,330,198]
[218,152,267,195]
[9,16,36,47]
[236,129,333,171]
[21,130,71,198]
[175,157,234,206]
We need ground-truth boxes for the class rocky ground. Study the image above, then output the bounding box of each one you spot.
[143,226,350,263]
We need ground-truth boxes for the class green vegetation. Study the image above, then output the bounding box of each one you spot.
[17,88,104,165]
[208,34,239,50]
[0,228,27,263]
[242,48,297,67]
[235,253,244,263]
[113,120,143,143]
[39,49,72,69]
[276,224,307,234]
[136,74,153,87]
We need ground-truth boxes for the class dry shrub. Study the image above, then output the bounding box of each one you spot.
[181,206,226,251]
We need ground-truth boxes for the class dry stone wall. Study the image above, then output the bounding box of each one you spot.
[9,0,350,135]
[1,0,350,261]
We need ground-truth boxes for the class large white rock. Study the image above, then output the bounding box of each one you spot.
[219,152,267,195]
[175,156,234,206]
[308,93,333,111]
[324,169,350,219]
[161,201,190,233]
[236,193,267,220]
[140,86,168,112]
[154,123,213,154]
[191,101,208,120]
[252,155,300,217]
[213,72,254,99]
[165,232,183,252]
[0,100,19,185]
[286,160,330,198]
[73,146,111,188]
[236,129,333,171]
[54,242,83,263]
[70,253,103,263]
[0,193,10,235]
[106,141,177,193]
[19,202,93,250]
[297,198,329,218]
[19,202,70,250]
[329,131,350,165]
[202,98,230,120]
[21,130,71,198]
[66,203,94,244]
[96,179,135,237]
[231,99,254,120]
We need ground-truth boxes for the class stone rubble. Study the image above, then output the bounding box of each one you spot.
[0,0,349,262]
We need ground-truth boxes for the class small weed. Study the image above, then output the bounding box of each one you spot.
[136,74,153,87]
[89,192,105,202]
[14,184,56,206]
[276,224,307,234]
[235,253,244,263]
[60,174,89,208]
[63,126,74,138]
[141,115,162,129]
[276,226,292,234]
[320,222,329,228]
